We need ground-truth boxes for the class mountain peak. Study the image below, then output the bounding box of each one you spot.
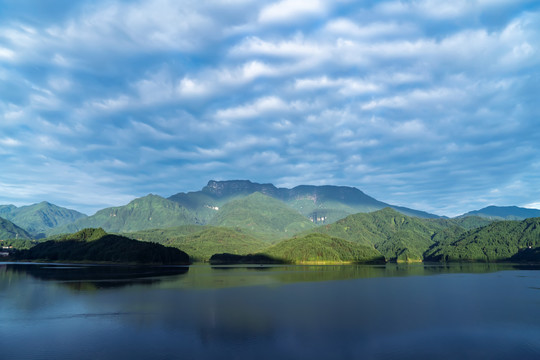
[203,180,279,198]
[462,205,540,220]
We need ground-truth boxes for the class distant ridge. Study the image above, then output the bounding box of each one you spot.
[0,217,32,240]
[460,205,540,220]
[50,194,199,235]
[169,179,440,223]
[0,202,86,238]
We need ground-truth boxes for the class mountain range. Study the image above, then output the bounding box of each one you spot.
[0,202,86,238]
[1,180,540,239]
[2,179,540,264]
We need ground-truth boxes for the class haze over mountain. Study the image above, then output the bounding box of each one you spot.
[169,180,440,224]
[460,206,540,220]
[0,202,87,238]
[37,180,441,236]
[50,195,199,235]
[0,217,32,240]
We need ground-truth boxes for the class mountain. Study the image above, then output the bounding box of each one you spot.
[450,216,494,230]
[168,180,440,224]
[50,194,199,235]
[460,206,540,220]
[262,233,385,264]
[424,217,540,262]
[13,228,190,265]
[208,192,316,241]
[0,202,87,237]
[306,208,464,262]
[0,217,32,240]
[127,225,268,261]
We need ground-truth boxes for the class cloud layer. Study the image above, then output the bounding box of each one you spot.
[1,0,539,216]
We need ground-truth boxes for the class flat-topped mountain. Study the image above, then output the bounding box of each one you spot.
[169,179,439,224]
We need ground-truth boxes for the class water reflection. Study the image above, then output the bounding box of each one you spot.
[1,263,540,360]
[1,263,189,290]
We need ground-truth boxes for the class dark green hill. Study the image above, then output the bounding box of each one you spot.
[262,233,385,264]
[425,217,540,262]
[308,208,463,262]
[208,192,315,241]
[127,225,268,262]
[13,228,190,264]
[460,206,540,220]
[50,195,199,235]
[0,202,86,237]
[0,217,32,240]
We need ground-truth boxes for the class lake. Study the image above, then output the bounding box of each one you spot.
[1,262,539,359]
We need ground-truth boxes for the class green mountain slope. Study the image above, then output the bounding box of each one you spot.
[50,195,199,234]
[0,217,32,240]
[168,180,440,225]
[450,216,494,230]
[425,217,540,262]
[0,202,87,237]
[308,208,463,262]
[460,206,540,220]
[208,192,315,241]
[13,228,190,264]
[262,233,384,264]
[127,225,268,261]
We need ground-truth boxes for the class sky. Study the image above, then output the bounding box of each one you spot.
[0,0,539,217]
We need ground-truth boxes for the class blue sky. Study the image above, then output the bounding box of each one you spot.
[1,0,539,217]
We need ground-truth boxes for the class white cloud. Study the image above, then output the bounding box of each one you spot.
[258,0,326,24]
[0,47,15,60]
[231,35,326,58]
[324,19,417,38]
[294,76,381,95]
[215,96,288,120]
[0,138,21,147]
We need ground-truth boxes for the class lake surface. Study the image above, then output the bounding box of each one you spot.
[1,262,540,359]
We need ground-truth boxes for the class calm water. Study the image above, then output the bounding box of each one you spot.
[1,263,539,360]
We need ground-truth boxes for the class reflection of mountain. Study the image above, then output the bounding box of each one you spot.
[5,264,189,290]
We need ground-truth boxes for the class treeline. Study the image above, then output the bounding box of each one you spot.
[12,228,190,265]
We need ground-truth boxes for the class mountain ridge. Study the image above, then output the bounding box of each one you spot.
[460,205,540,220]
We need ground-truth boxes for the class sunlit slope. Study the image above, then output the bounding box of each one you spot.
[50,195,199,234]
[307,208,464,262]
[168,180,440,225]
[262,233,385,264]
[0,217,32,240]
[127,225,267,261]
[0,202,86,238]
[425,217,540,262]
[208,192,316,241]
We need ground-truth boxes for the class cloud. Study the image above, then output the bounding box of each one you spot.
[215,96,289,120]
[258,0,327,24]
[0,0,539,217]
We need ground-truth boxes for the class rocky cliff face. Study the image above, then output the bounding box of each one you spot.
[202,180,283,198]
